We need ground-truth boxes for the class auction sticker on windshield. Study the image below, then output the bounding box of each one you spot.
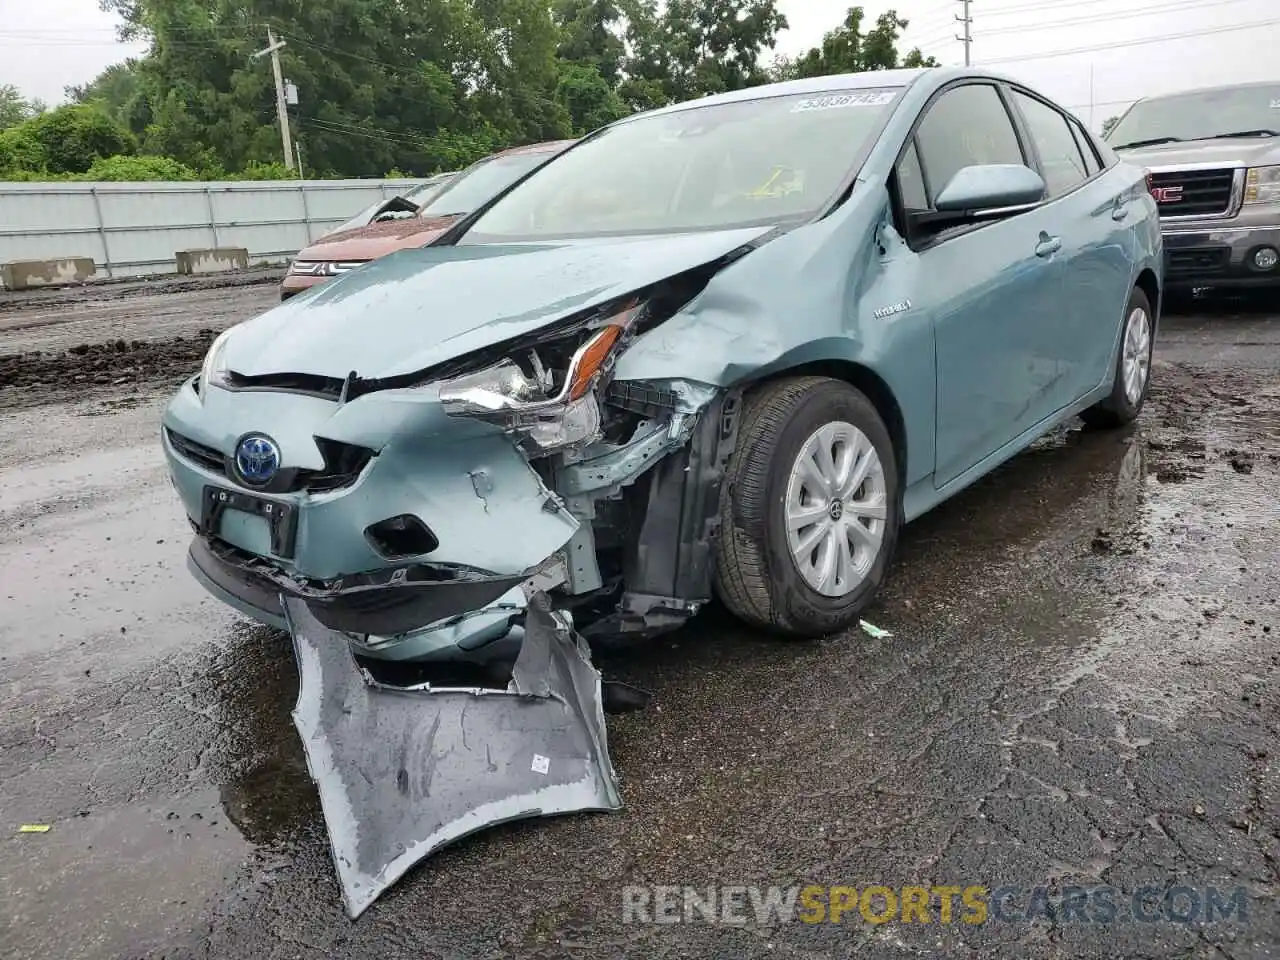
[792,89,898,112]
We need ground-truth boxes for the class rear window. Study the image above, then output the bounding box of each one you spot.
[418,152,557,218]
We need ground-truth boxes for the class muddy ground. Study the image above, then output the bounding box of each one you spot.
[0,285,1277,960]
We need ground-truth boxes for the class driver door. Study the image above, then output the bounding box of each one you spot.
[897,82,1066,488]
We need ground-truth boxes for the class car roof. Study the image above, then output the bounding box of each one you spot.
[613,66,1032,123]
[491,139,578,158]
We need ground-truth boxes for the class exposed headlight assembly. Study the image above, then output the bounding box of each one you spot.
[1244,165,1280,205]
[438,302,640,452]
[200,328,234,397]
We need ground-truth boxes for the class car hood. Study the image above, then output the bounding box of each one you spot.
[223,226,773,380]
[1114,137,1280,169]
[297,215,461,263]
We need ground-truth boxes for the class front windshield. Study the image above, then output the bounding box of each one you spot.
[461,87,902,242]
[1109,84,1280,147]
[418,151,557,218]
[403,178,449,203]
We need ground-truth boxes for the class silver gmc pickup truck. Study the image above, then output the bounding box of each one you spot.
[1107,80,1279,292]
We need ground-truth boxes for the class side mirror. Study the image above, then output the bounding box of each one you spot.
[934,164,1046,213]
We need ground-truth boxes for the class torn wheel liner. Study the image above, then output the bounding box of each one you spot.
[284,593,623,919]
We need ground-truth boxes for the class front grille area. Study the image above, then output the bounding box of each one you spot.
[167,429,224,472]
[1150,168,1236,218]
[165,428,374,494]
[1165,246,1230,277]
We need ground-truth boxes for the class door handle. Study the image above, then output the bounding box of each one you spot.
[1111,199,1129,221]
[1035,234,1062,258]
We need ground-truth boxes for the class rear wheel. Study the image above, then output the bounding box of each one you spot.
[1081,287,1154,428]
[714,376,901,636]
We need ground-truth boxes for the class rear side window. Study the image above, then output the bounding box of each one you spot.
[914,83,1024,204]
[1068,119,1102,176]
[1012,91,1089,197]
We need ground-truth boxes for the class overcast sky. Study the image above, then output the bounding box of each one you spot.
[1,0,1277,131]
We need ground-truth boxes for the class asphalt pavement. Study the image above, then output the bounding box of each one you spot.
[0,284,1276,960]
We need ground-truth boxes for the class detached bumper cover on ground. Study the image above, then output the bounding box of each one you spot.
[285,592,623,919]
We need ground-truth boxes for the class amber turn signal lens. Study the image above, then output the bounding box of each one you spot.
[568,325,623,400]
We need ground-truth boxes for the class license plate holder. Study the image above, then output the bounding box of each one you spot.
[201,485,298,558]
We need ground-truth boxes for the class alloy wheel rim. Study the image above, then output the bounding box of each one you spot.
[783,420,887,597]
[1122,306,1151,406]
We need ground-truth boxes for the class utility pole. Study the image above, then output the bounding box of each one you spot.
[956,0,973,66]
[251,27,294,172]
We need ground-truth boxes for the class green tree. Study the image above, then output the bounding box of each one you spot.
[66,60,149,134]
[1101,115,1120,138]
[0,84,41,130]
[555,62,629,134]
[5,0,943,180]
[3,105,136,175]
[471,0,574,143]
[102,0,519,176]
[554,0,626,85]
[0,127,43,175]
[620,0,788,105]
[774,7,938,80]
[82,153,199,180]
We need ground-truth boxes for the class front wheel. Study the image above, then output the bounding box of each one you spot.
[1081,287,1154,428]
[714,376,902,637]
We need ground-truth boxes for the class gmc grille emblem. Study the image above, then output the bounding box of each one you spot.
[1152,185,1183,203]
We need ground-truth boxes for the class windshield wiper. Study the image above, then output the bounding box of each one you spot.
[1112,136,1184,149]
[1204,129,1279,139]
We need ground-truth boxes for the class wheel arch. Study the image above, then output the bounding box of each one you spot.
[1134,266,1161,329]
[743,359,909,485]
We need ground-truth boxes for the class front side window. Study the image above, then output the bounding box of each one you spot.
[1012,91,1089,197]
[418,151,559,218]
[1107,84,1280,147]
[460,87,903,242]
[897,139,929,212]
[914,83,1024,204]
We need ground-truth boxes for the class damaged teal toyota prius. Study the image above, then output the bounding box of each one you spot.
[162,66,1163,916]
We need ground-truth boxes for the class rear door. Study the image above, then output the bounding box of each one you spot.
[1006,89,1136,404]
[896,82,1067,487]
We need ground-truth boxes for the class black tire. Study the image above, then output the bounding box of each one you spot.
[1081,286,1155,429]
[714,376,902,637]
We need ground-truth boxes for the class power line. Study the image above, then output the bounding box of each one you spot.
[304,116,424,146]
[978,0,1258,37]
[284,35,413,72]
[303,116,461,154]
[908,22,964,47]
[980,15,1280,64]
[980,0,1183,17]
[1063,97,1141,111]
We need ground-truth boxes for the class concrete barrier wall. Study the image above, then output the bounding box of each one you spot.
[0,178,439,281]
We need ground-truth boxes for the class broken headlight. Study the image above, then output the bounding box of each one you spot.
[199,328,234,396]
[438,304,639,452]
